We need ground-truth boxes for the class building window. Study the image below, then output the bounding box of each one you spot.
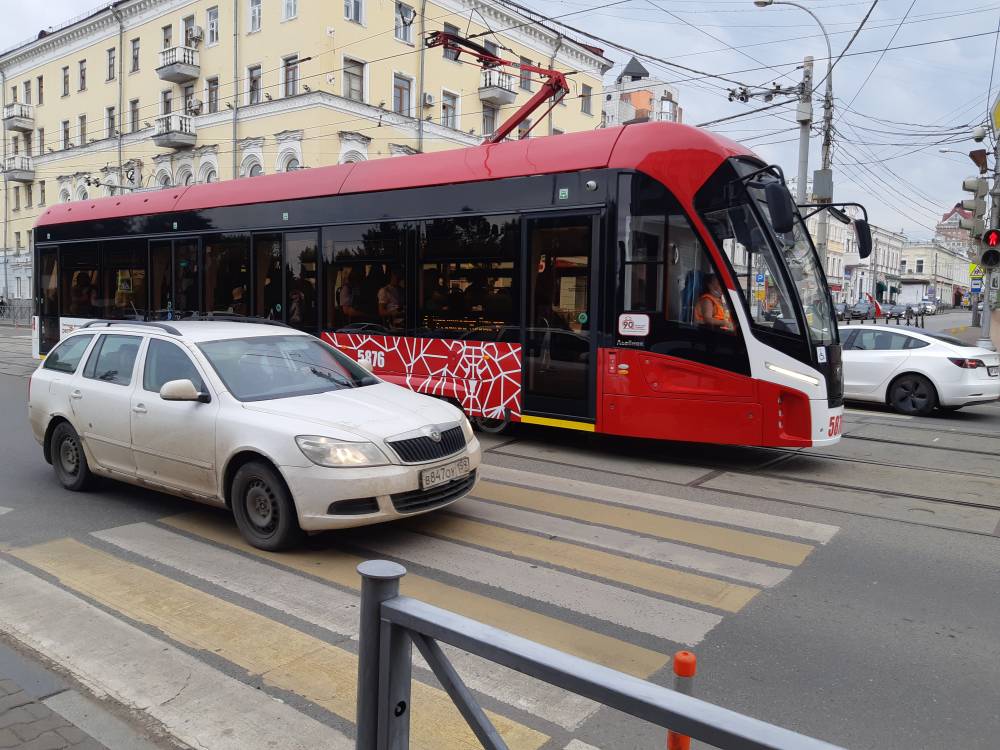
[39,181,45,205]
[443,24,460,60]
[518,118,531,140]
[483,105,497,136]
[14,231,20,247]
[37,128,44,155]
[207,78,219,113]
[343,58,364,102]
[519,57,532,90]
[247,65,262,104]
[162,90,172,115]
[13,190,19,212]
[22,80,31,105]
[284,157,300,171]
[204,168,218,183]
[916,259,924,273]
[62,67,69,97]
[78,114,87,144]
[9,85,15,103]
[78,60,87,91]
[581,84,593,115]
[248,162,263,178]
[25,183,32,208]
[552,127,564,135]
[37,76,43,104]
[207,7,220,44]
[162,24,172,49]
[107,48,116,80]
[283,55,299,97]
[130,99,140,132]
[441,91,457,128]
[392,74,411,115]
[182,84,195,111]
[283,0,297,20]
[249,0,262,32]
[61,120,70,148]
[183,16,195,46]
[10,136,17,156]
[395,3,414,43]
[131,38,140,72]
[345,0,363,23]
[106,107,116,138]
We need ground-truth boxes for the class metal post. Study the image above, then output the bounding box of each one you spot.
[357,560,407,750]
[794,57,813,205]
[667,651,697,750]
[978,139,1000,350]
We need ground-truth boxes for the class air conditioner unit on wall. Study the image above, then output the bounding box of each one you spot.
[187,98,203,115]
[187,26,204,45]
[422,92,434,108]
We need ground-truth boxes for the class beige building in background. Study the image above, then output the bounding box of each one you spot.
[0,0,610,299]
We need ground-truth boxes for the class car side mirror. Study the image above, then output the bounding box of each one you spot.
[160,378,208,403]
[855,219,873,259]
[764,182,795,234]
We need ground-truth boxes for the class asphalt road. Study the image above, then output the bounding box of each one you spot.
[2,335,1000,750]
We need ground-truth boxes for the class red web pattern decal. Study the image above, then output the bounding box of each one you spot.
[323,333,523,420]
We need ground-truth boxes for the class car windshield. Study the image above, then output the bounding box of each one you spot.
[198,334,378,402]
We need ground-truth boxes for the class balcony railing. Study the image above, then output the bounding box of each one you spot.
[156,45,200,83]
[2,155,34,182]
[479,68,516,106]
[2,102,34,133]
[152,113,196,149]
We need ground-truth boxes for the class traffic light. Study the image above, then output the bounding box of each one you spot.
[960,176,988,236]
[981,228,1000,267]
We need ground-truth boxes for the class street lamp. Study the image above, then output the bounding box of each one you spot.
[754,0,834,271]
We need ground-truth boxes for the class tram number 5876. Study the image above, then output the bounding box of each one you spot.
[827,415,843,437]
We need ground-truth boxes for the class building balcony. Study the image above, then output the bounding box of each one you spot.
[2,103,34,133]
[152,114,196,149]
[156,46,200,83]
[479,69,516,106]
[2,155,34,183]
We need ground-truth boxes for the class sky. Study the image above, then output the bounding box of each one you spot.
[2,0,996,240]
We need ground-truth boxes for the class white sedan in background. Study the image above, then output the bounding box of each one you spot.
[28,321,480,550]
[840,325,1000,415]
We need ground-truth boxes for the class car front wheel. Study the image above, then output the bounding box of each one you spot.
[51,422,93,491]
[889,374,936,416]
[231,461,303,551]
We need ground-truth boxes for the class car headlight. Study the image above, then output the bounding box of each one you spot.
[460,415,475,442]
[295,436,388,468]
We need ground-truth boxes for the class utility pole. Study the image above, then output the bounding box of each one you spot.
[978,138,1000,350]
[794,56,813,204]
[813,74,834,273]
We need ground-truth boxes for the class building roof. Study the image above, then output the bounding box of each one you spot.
[617,57,651,83]
[940,204,971,223]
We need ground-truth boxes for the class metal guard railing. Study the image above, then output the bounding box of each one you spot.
[0,299,32,327]
[355,560,845,750]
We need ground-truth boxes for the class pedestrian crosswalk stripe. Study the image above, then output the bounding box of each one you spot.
[471,481,815,566]
[454,498,790,587]
[353,527,723,645]
[12,539,548,750]
[94,522,601,731]
[407,514,759,612]
[564,741,603,750]
[480,465,839,543]
[163,511,668,677]
[0,558,353,750]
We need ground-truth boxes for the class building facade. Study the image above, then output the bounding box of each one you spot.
[899,241,969,307]
[803,205,854,303]
[935,204,977,259]
[842,224,906,304]
[0,0,610,300]
[601,56,681,128]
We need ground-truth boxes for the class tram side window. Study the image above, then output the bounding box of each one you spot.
[204,234,250,315]
[102,241,147,319]
[322,223,412,334]
[59,245,101,318]
[419,215,520,340]
[254,234,284,320]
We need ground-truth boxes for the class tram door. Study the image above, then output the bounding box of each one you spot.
[36,247,60,354]
[522,214,598,423]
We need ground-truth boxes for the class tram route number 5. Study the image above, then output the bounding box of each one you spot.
[827,415,843,437]
[359,351,386,369]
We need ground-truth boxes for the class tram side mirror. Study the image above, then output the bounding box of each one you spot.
[854,219,873,259]
[764,182,795,234]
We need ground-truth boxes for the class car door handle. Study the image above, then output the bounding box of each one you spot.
[132,404,147,414]
[70,390,83,400]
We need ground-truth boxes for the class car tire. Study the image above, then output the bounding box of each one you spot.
[231,461,303,551]
[888,374,937,416]
[50,422,93,491]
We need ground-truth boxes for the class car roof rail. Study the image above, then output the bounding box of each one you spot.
[80,320,182,336]
[183,313,291,328]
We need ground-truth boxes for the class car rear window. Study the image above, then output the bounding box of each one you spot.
[42,335,94,374]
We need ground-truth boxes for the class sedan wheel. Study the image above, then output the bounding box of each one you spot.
[231,461,303,551]
[51,422,93,491]
[889,374,936,416]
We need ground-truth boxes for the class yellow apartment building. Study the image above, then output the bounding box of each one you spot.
[0,0,610,300]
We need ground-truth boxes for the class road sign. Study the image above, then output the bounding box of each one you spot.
[993,273,1000,291]
[972,279,983,293]
[970,263,985,279]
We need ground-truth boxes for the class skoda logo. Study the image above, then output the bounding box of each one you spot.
[428,429,442,443]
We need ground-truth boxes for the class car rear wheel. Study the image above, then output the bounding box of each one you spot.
[888,374,936,416]
[51,422,93,491]
[231,461,303,551]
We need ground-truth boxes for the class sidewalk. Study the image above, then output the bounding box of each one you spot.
[0,331,36,379]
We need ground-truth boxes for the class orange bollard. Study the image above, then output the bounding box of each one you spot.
[666,651,697,750]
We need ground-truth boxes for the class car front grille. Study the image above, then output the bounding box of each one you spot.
[390,471,476,514]
[386,426,465,463]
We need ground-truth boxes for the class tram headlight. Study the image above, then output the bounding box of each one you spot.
[765,362,820,387]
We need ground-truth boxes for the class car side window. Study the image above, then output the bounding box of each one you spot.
[853,330,910,351]
[904,337,930,350]
[143,339,205,393]
[42,335,94,374]
[841,330,858,350]
[83,334,142,385]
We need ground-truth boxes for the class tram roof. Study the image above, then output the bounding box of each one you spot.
[35,122,752,229]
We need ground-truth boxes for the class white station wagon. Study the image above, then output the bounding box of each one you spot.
[28,320,481,550]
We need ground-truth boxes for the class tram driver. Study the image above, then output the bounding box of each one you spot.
[694,274,735,333]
